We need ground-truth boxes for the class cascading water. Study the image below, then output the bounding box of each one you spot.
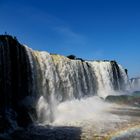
[34,54,130,101]
[30,53,130,125]
[130,77,140,91]
[0,35,131,131]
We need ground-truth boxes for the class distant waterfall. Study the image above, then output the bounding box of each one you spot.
[130,78,140,91]
[0,35,130,129]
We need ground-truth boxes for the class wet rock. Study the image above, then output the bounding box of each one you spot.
[0,35,37,131]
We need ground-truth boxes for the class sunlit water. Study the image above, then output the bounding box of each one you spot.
[36,95,140,140]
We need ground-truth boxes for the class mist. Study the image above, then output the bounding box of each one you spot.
[37,95,124,126]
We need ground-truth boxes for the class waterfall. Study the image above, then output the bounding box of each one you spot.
[33,54,130,101]
[33,54,130,123]
[0,35,130,130]
[130,77,140,91]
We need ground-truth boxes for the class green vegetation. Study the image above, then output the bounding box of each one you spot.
[105,92,140,107]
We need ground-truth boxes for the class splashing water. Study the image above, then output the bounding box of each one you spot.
[37,96,123,126]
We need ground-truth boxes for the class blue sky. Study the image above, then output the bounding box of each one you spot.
[0,0,140,77]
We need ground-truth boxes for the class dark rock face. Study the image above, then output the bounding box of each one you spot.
[0,35,37,132]
[10,126,81,140]
[67,55,76,60]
